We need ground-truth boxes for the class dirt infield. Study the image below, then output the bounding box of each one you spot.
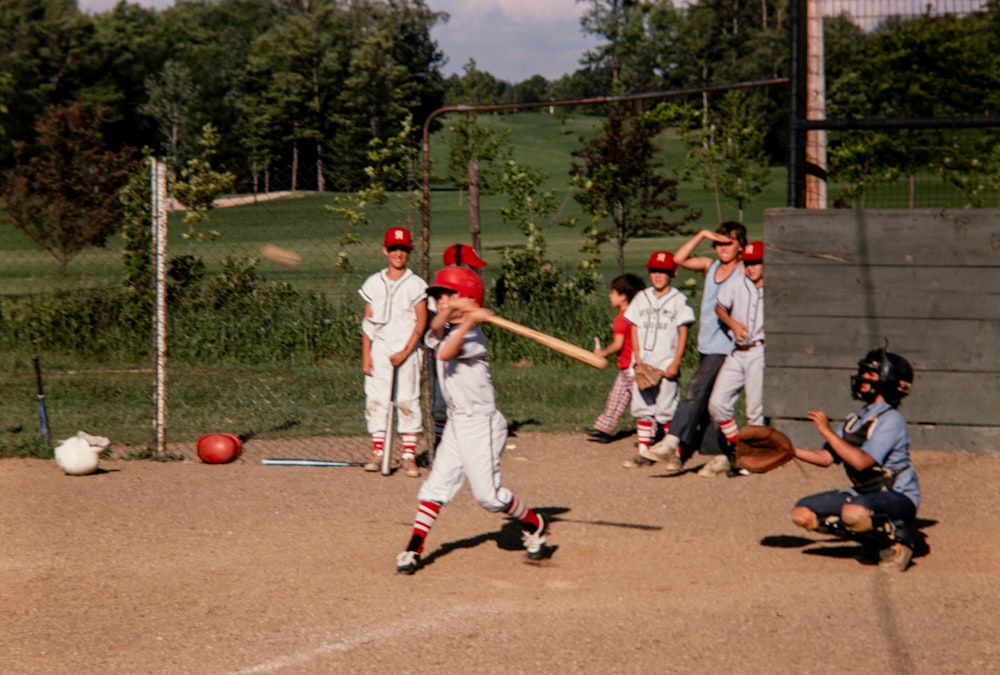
[3,433,998,674]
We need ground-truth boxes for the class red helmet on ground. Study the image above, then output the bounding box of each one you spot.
[427,265,485,306]
[197,433,243,464]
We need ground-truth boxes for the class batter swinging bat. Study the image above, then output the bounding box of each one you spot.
[32,355,51,447]
[484,316,607,369]
[381,366,397,476]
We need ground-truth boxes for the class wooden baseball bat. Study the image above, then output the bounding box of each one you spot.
[381,366,396,476]
[484,316,607,369]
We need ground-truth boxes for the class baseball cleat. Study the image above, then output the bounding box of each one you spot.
[396,550,421,574]
[522,516,547,561]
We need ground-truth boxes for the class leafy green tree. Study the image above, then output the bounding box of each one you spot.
[241,0,349,191]
[327,115,419,272]
[444,59,513,196]
[825,11,1000,206]
[140,60,203,175]
[82,2,166,152]
[0,102,139,275]
[154,0,278,172]
[494,160,591,305]
[570,104,699,275]
[656,91,770,222]
[173,123,237,228]
[0,0,97,164]
[120,155,155,331]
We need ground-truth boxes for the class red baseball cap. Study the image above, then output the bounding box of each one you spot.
[645,251,676,271]
[443,243,487,268]
[742,241,764,264]
[384,227,413,250]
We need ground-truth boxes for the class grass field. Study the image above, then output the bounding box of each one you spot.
[0,110,972,454]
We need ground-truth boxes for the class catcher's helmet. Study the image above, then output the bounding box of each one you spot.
[851,348,913,407]
[427,265,484,306]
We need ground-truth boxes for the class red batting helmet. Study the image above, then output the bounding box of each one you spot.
[443,243,487,268]
[427,265,485,306]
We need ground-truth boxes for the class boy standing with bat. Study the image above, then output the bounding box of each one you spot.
[359,227,427,476]
[396,265,548,574]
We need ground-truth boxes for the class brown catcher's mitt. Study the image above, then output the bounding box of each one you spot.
[633,362,663,390]
[734,425,794,474]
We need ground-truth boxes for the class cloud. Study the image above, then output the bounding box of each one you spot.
[431,0,596,82]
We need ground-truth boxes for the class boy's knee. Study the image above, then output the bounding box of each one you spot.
[841,503,874,532]
[791,506,819,530]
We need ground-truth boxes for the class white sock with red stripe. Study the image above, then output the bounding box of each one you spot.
[371,432,385,457]
[720,419,739,445]
[401,433,417,460]
[406,501,441,553]
[505,495,541,533]
[636,419,655,452]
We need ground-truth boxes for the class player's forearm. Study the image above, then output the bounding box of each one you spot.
[598,334,626,358]
[793,447,833,467]
[826,435,877,471]
[673,230,710,265]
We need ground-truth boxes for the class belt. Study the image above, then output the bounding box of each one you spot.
[734,340,765,351]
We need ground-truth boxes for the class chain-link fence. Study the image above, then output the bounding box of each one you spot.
[792,0,999,208]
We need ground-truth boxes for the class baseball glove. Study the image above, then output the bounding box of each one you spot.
[734,425,794,474]
[633,362,664,390]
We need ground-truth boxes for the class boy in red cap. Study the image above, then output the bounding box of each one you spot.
[622,251,695,468]
[359,227,428,476]
[701,240,766,476]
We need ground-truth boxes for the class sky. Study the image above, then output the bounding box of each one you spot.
[75,0,599,83]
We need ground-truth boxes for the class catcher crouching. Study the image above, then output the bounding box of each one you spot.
[788,347,920,572]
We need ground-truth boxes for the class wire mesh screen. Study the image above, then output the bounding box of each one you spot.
[157,161,431,466]
[799,0,998,209]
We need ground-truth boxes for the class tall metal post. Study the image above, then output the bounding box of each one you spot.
[151,158,169,457]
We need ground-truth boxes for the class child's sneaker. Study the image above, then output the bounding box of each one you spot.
[639,436,682,471]
[522,516,547,561]
[401,454,421,478]
[622,453,654,469]
[697,453,731,477]
[396,550,421,574]
[878,542,913,572]
[364,450,383,472]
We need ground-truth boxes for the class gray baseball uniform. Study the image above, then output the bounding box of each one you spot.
[418,322,512,511]
[708,270,764,425]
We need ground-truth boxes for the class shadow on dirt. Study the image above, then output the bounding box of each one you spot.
[759,518,938,564]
